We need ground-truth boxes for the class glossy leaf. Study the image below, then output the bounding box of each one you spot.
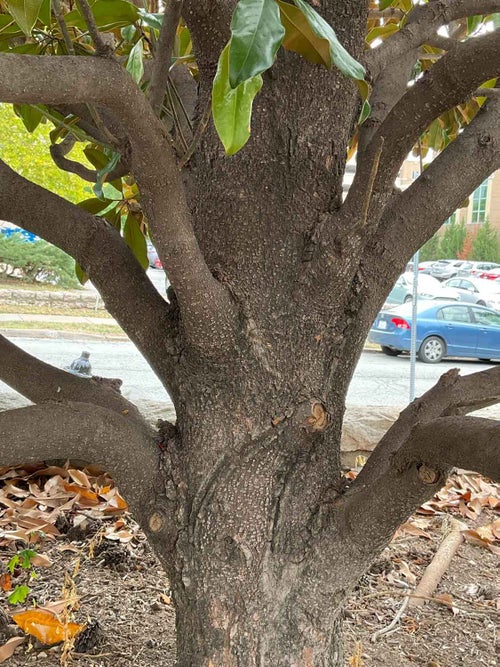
[292,0,365,80]
[77,197,114,215]
[123,214,148,269]
[229,0,284,88]
[212,43,263,155]
[277,0,329,67]
[126,39,144,84]
[5,0,44,36]
[366,22,399,44]
[65,0,139,32]
[12,609,84,645]
[38,0,51,27]
[467,15,483,35]
[13,104,43,133]
[138,9,163,31]
[358,99,371,125]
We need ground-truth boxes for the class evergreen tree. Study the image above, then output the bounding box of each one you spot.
[440,221,467,258]
[419,233,441,261]
[471,221,499,261]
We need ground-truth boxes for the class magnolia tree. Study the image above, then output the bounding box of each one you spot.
[1,0,500,664]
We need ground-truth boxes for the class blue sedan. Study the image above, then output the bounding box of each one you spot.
[369,302,500,363]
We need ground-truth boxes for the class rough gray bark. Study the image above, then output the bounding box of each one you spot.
[0,1,500,665]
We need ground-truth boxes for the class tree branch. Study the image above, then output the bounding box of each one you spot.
[0,334,144,422]
[0,53,238,355]
[344,31,500,226]
[366,0,500,78]
[373,95,500,266]
[354,366,500,490]
[0,403,177,567]
[49,133,128,182]
[149,0,184,116]
[75,0,114,57]
[0,157,176,383]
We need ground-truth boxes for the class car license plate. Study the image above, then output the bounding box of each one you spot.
[377,320,387,330]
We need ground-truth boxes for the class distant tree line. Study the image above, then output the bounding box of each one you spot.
[420,220,499,262]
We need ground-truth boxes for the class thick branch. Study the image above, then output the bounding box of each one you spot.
[0,53,238,354]
[0,334,143,422]
[149,0,184,116]
[344,31,500,225]
[355,366,500,490]
[0,403,176,566]
[0,158,176,383]
[366,0,500,77]
[374,95,500,264]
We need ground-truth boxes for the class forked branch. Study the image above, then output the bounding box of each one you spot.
[0,53,238,355]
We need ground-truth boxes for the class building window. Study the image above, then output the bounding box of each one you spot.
[471,179,489,223]
[444,212,456,225]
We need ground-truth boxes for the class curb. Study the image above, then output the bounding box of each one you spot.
[0,328,128,342]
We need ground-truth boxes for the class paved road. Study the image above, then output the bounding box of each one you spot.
[1,337,497,413]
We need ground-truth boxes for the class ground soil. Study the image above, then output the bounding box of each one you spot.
[0,468,498,667]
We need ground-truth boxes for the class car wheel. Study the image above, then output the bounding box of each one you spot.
[476,301,486,306]
[404,295,413,303]
[478,358,491,362]
[381,346,401,357]
[418,336,445,363]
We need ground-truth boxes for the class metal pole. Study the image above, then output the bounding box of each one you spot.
[409,250,419,402]
[409,141,425,402]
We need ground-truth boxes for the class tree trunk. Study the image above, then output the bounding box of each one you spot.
[164,385,351,667]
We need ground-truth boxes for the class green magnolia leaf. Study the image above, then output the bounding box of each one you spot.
[358,99,371,125]
[38,0,51,26]
[13,103,43,132]
[75,262,89,285]
[366,22,400,44]
[121,24,137,42]
[277,0,329,67]
[138,9,163,31]
[5,0,44,36]
[292,0,365,80]
[93,151,121,199]
[229,0,284,88]
[8,585,30,605]
[126,39,144,84]
[65,0,139,32]
[123,214,148,269]
[467,15,483,35]
[212,43,263,155]
[77,197,114,215]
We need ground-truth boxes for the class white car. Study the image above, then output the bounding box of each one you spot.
[384,273,460,308]
[444,276,500,312]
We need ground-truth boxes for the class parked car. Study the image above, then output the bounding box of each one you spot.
[429,259,471,281]
[478,267,500,280]
[384,273,459,308]
[462,261,500,277]
[369,301,500,363]
[146,241,162,269]
[405,260,436,273]
[443,276,500,311]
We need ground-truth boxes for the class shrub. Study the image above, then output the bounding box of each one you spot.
[0,233,79,288]
[471,221,499,261]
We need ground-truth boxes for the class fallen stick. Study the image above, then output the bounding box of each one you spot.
[409,516,467,608]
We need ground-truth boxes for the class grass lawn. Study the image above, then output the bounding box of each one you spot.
[0,304,112,318]
[0,321,125,336]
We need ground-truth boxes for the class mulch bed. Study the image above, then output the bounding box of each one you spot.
[0,464,498,666]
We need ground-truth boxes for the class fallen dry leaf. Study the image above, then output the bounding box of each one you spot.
[12,609,84,646]
[0,636,24,663]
